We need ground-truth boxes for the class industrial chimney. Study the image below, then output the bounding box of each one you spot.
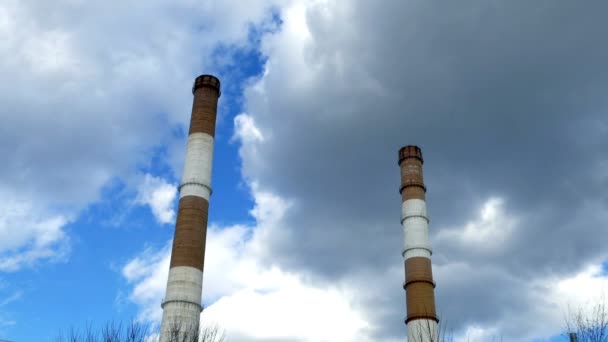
[159,75,221,341]
[398,146,438,342]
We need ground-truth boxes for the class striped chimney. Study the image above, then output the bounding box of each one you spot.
[398,146,439,342]
[159,75,221,341]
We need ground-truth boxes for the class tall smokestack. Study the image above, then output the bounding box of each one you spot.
[398,146,438,342]
[159,75,221,341]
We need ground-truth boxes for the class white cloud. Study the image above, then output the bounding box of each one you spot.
[550,263,608,318]
[0,0,281,271]
[233,114,265,144]
[135,174,178,225]
[0,290,23,307]
[0,317,16,328]
[123,243,171,325]
[453,325,501,342]
[0,191,70,272]
[435,197,518,255]
[206,283,369,342]
[123,187,373,341]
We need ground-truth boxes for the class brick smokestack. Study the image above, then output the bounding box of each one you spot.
[159,75,221,341]
[398,146,438,342]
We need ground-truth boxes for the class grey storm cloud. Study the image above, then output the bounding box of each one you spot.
[238,1,608,340]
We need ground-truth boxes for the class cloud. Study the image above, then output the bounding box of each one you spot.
[7,0,603,340]
[551,263,608,316]
[205,282,370,342]
[233,0,608,340]
[0,317,16,328]
[435,197,518,253]
[0,0,280,270]
[123,243,171,325]
[0,283,22,335]
[0,191,70,271]
[135,174,177,224]
[0,290,23,307]
[440,260,608,341]
[233,114,265,144]
[122,187,374,341]
[123,180,608,341]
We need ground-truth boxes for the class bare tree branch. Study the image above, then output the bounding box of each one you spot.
[564,297,608,342]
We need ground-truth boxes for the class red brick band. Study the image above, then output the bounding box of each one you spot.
[404,258,437,321]
[169,196,209,270]
[405,281,438,323]
[189,85,219,137]
[404,257,435,288]
[400,156,426,201]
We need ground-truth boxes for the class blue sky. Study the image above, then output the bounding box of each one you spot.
[2,1,608,341]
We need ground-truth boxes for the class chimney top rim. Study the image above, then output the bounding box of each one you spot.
[398,145,423,165]
[192,74,221,96]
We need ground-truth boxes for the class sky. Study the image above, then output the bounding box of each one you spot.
[1,0,608,341]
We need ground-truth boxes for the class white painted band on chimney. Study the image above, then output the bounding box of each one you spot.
[160,301,202,341]
[163,266,203,307]
[402,199,432,259]
[402,199,427,219]
[180,182,212,200]
[407,318,438,342]
[180,133,214,200]
[160,266,203,342]
[401,199,429,224]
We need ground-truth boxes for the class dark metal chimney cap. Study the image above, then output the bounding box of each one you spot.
[398,145,423,165]
[192,74,221,96]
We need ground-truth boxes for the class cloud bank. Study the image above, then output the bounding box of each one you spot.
[124,188,375,341]
[0,0,279,269]
[5,0,605,340]
[231,0,608,340]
